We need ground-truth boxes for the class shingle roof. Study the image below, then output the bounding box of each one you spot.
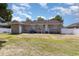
[21,20,61,25]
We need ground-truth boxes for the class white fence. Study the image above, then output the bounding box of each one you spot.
[0,28,11,33]
[61,28,79,35]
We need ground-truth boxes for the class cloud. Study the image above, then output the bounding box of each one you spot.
[12,4,32,21]
[74,3,79,21]
[51,7,71,15]
[12,4,26,12]
[39,3,48,9]
[70,4,79,21]
[50,3,79,22]
[74,13,79,17]
[70,6,79,12]
[12,16,23,21]
[28,11,32,15]
[21,13,32,19]
[51,5,79,15]
[65,3,74,5]
[49,16,55,20]
[18,3,31,9]
[69,4,79,19]
[37,16,46,19]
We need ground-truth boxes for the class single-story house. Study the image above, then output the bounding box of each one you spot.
[11,20,63,34]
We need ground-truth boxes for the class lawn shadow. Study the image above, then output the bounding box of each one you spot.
[0,40,7,49]
[8,33,20,35]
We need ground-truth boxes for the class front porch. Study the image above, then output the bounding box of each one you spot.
[20,24,60,34]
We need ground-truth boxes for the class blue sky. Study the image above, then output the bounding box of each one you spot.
[8,3,79,26]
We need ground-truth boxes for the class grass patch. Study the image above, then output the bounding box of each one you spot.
[0,34,79,55]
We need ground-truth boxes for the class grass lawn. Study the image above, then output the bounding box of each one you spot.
[0,33,79,56]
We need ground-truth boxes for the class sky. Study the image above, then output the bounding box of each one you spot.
[8,3,79,26]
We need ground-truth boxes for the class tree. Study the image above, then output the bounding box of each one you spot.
[0,3,13,22]
[0,3,8,9]
[49,15,63,22]
[26,17,32,22]
[54,15,63,22]
[37,16,45,21]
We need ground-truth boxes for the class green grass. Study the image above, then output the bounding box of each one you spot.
[0,33,79,56]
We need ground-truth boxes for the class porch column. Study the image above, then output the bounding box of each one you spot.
[19,25,22,33]
[45,25,49,33]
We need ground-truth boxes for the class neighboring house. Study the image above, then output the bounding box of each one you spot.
[61,22,79,35]
[0,17,10,27]
[0,17,5,27]
[66,22,79,28]
[11,20,63,34]
[0,17,11,33]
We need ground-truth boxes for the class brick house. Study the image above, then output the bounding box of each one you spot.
[11,20,63,34]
